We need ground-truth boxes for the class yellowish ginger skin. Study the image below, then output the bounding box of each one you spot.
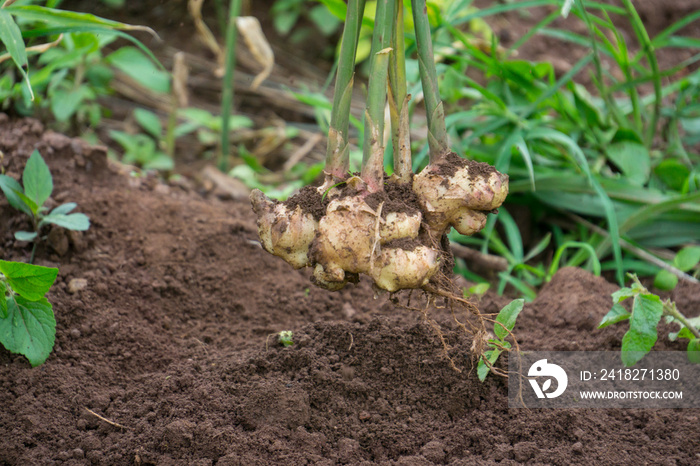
[311,193,439,291]
[250,190,317,269]
[412,158,509,236]
[250,156,509,292]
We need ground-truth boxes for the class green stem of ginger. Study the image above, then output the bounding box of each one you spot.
[411,0,448,163]
[361,0,395,192]
[388,3,412,183]
[324,0,367,179]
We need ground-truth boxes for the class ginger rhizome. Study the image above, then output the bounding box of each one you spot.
[250,0,508,292]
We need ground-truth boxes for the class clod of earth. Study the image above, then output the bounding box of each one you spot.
[251,154,508,292]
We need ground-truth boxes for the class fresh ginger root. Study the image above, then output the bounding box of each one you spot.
[250,153,508,292]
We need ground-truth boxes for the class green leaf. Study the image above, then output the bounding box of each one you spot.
[0,174,32,216]
[468,282,490,296]
[598,303,631,329]
[40,212,90,231]
[654,159,690,192]
[0,283,6,319]
[50,87,92,122]
[670,327,696,341]
[673,246,700,272]
[0,9,28,73]
[23,150,53,209]
[687,339,700,364]
[133,108,162,139]
[272,9,299,36]
[621,294,663,366]
[653,269,678,291]
[494,299,524,341]
[14,231,38,242]
[316,0,347,20]
[106,47,170,93]
[50,202,77,216]
[308,5,341,36]
[142,153,173,171]
[477,349,501,382]
[571,83,603,127]
[6,5,156,36]
[0,260,58,301]
[611,287,635,304]
[15,190,39,216]
[605,140,651,186]
[0,295,55,367]
[669,317,700,342]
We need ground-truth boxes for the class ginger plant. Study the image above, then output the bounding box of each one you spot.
[251,0,508,293]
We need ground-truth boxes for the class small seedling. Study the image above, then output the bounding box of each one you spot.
[0,150,90,262]
[278,330,294,348]
[463,282,490,302]
[653,246,700,291]
[477,299,524,381]
[0,260,59,366]
[600,274,700,366]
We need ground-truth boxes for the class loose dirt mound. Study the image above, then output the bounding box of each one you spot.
[1,117,699,465]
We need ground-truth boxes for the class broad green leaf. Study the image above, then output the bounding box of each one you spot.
[308,5,341,36]
[0,174,32,216]
[669,317,700,342]
[23,150,53,209]
[670,327,695,341]
[653,269,678,291]
[15,190,39,216]
[50,202,77,216]
[40,212,90,231]
[598,303,630,329]
[654,159,690,191]
[611,287,634,304]
[477,349,501,382]
[494,299,524,341]
[50,87,92,122]
[0,9,28,72]
[106,47,170,93]
[605,140,650,186]
[14,231,38,242]
[108,129,141,153]
[468,282,490,296]
[316,0,347,20]
[133,108,162,139]
[687,339,700,364]
[673,246,700,272]
[0,296,55,367]
[272,9,299,36]
[0,283,6,319]
[621,294,663,366]
[0,261,58,301]
[142,153,173,171]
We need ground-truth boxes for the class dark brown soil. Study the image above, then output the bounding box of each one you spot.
[2,117,700,465]
[433,153,497,182]
[284,185,329,221]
